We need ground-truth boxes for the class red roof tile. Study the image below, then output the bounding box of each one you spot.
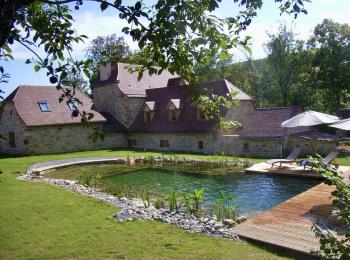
[5,85,106,127]
[239,107,303,138]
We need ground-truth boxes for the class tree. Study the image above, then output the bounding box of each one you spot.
[265,23,304,106]
[85,34,132,74]
[307,19,350,113]
[61,73,90,95]
[0,0,308,120]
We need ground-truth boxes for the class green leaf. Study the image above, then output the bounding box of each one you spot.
[100,2,108,11]
[34,65,40,72]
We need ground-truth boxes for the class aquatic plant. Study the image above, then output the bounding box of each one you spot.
[241,159,250,168]
[104,183,138,199]
[154,197,165,209]
[122,184,136,198]
[93,173,102,188]
[167,187,179,212]
[190,188,205,217]
[213,191,236,221]
[105,183,123,198]
[78,173,94,187]
[180,192,192,217]
[140,187,150,208]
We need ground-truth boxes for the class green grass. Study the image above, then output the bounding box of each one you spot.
[0,148,343,259]
[334,152,350,166]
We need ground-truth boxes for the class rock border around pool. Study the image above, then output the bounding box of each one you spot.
[18,175,242,240]
[19,156,253,241]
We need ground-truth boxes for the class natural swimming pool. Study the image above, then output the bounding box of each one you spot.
[47,162,321,216]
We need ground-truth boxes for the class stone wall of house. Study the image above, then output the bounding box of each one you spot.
[216,135,283,157]
[92,84,145,127]
[221,100,255,134]
[0,102,126,154]
[125,132,284,157]
[0,102,27,154]
[24,123,126,154]
[126,132,216,154]
[287,136,338,157]
[214,135,243,155]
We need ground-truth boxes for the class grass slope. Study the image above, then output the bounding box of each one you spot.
[0,148,340,259]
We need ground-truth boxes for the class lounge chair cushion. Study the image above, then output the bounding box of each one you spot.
[267,159,294,164]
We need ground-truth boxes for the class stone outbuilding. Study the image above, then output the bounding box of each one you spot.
[0,85,124,154]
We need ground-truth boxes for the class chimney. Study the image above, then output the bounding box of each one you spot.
[99,62,112,81]
[166,77,188,87]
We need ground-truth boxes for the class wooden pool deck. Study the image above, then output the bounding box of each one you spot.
[233,183,336,254]
[245,162,350,180]
[236,163,350,254]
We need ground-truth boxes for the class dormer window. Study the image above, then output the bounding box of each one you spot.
[68,101,78,111]
[167,99,181,122]
[169,109,177,121]
[38,102,50,112]
[144,110,151,123]
[143,101,156,123]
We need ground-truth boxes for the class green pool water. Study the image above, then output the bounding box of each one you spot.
[98,164,321,216]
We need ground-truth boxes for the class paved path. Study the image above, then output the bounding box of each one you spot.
[26,157,126,175]
[233,183,337,254]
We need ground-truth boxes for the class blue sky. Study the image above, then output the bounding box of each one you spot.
[2,0,350,97]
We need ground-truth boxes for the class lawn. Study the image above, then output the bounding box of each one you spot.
[0,148,344,259]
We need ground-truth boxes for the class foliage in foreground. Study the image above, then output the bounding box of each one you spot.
[312,158,350,259]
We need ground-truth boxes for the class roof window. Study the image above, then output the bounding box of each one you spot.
[38,102,50,112]
[68,101,78,111]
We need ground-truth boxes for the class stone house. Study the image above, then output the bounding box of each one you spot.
[0,85,124,154]
[0,63,339,156]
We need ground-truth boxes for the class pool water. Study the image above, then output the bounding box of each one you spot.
[100,165,321,216]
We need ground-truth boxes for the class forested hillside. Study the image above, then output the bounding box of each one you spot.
[195,19,350,114]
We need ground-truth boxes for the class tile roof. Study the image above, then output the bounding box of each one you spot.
[129,80,251,133]
[5,85,106,127]
[100,112,127,133]
[239,107,303,138]
[93,63,179,97]
[291,130,340,142]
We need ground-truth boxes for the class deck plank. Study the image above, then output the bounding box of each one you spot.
[233,182,339,254]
